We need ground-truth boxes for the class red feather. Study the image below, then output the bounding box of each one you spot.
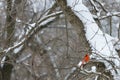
[81,54,90,65]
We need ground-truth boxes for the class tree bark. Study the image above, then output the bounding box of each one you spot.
[5,0,16,46]
[56,0,92,59]
[56,1,113,80]
[1,0,21,80]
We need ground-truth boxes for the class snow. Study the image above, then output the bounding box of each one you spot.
[116,23,119,29]
[13,45,23,54]
[0,56,6,68]
[38,11,62,26]
[99,12,120,19]
[47,46,52,50]
[1,9,62,57]
[40,17,55,25]
[4,38,25,53]
[91,66,96,72]
[67,0,120,79]
[16,18,22,23]
[67,0,82,7]
[107,12,112,16]
[16,54,31,63]
[70,0,120,63]
[77,61,82,67]
[23,23,36,35]
[30,23,36,27]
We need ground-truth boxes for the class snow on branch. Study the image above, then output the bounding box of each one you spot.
[66,0,120,78]
[0,11,62,56]
[89,0,99,12]
[89,0,120,20]
[68,0,119,60]
[93,0,108,13]
[98,12,120,19]
[38,11,63,25]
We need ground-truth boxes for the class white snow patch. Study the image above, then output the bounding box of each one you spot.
[107,12,112,16]
[13,45,23,54]
[40,17,55,25]
[91,66,96,72]
[47,46,52,50]
[1,56,6,68]
[16,18,22,23]
[116,23,119,29]
[30,23,36,27]
[77,61,82,67]
[67,0,82,7]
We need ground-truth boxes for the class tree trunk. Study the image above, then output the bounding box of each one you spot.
[1,0,20,80]
[56,1,113,80]
[5,0,16,46]
[56,0,92,59]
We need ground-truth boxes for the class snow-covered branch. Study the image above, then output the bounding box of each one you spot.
[65,0,120,79]
[93,12,120,20]
[0,11,62,56]
[38,11,63,25]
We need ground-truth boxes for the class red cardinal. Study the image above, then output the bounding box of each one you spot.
[81,54,90,65]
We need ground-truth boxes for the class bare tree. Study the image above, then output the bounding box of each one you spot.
[0,0,120,80]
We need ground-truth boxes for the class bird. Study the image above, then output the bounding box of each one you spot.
[77,53,90,67]
[81,54,90,66]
